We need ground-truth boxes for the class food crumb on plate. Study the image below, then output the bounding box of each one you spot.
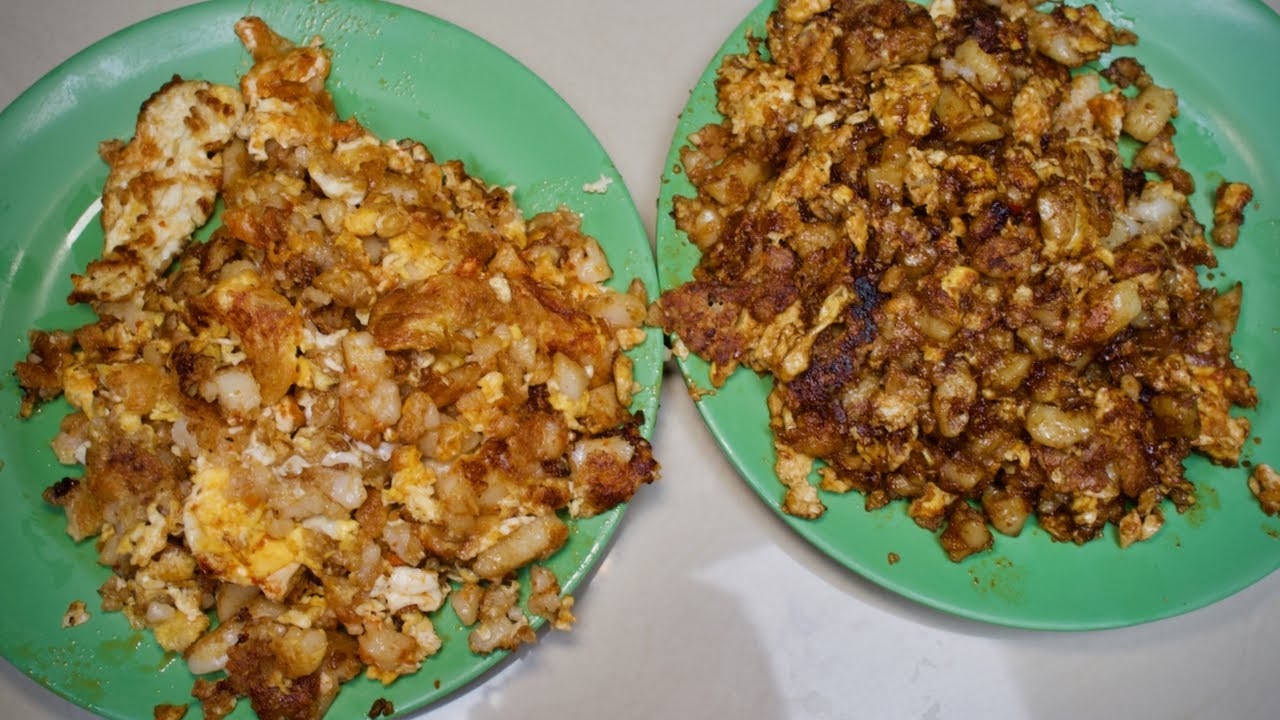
[1249,464,1280,516]
[153,704,188,720]
[60,600,89,628]
[367,698,394,718]
[582,174,613,194]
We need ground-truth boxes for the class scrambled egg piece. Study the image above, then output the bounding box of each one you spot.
[74,79,244,303]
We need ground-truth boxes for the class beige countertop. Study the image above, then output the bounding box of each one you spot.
[3,1,1279,718]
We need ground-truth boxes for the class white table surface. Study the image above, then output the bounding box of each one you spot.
[3,1,1279,719]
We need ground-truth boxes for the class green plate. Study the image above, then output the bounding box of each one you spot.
[0,1,661,718]
[656,0,1280,630]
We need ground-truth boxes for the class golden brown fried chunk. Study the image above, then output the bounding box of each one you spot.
[1211,181,1253,248]
[1249,464,1280,517]
[14,329,74,418]
[468,582,536,654]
